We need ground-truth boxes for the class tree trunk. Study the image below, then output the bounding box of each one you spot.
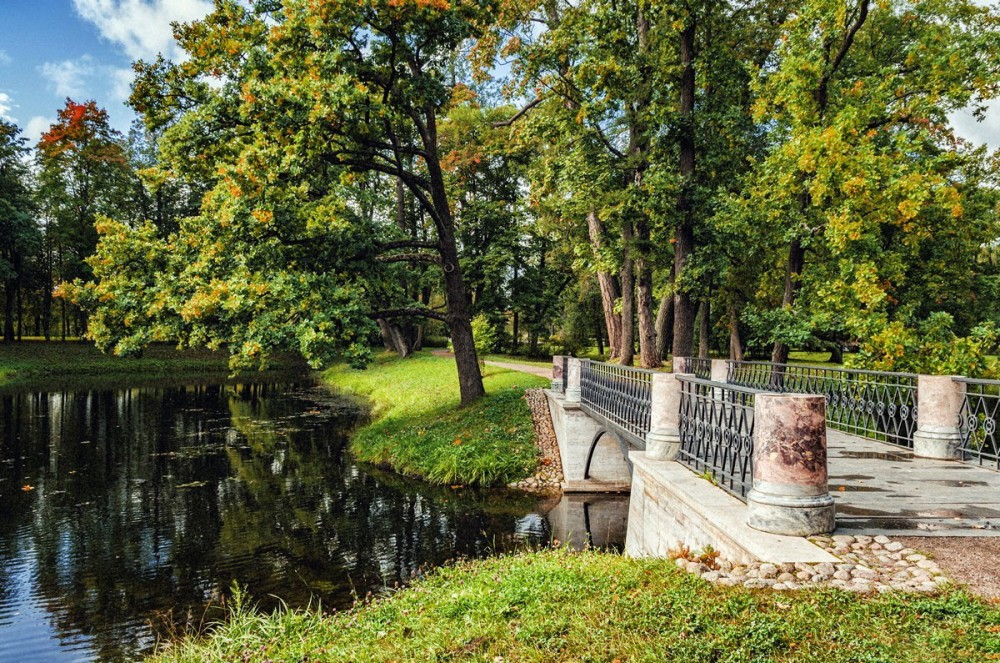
[619,219,635,366]
[829,344,843,364]
[770,238,805,366]
[512,310,519,352]
[632,4,659,369]
[2,281,14,344]
[587,210,622,360]
[655,285,674,360]
[595,312,604,356]
[698,297,710,358]
[728,301,744,361]
[671,19,698,360]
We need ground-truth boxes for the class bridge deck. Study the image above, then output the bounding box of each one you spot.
[828,430,1000,536]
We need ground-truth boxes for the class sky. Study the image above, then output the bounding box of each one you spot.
[0,0,213,142]
[0,0,998,150]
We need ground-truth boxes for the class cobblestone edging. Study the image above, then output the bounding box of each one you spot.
[509,389,564,494]
[675,534,949,593]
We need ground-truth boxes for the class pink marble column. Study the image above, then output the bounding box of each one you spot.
[646,372,682,460]
[551,355,565,393]
[671,356,687,373]
[913,375,964,459]
[710,359,728,383]
[747,393,835,536]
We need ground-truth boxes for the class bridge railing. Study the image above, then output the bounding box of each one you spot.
[726,360,917,448]
[676,375,758,500]
[676,356,711,379]
[955,377,1000,469]
[580,360,654,448]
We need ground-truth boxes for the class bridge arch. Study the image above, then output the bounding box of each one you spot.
[583,428,634,481]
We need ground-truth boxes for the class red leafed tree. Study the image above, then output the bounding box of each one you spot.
[38,99,137,339]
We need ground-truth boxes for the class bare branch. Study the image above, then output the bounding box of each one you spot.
[493,97,544,127]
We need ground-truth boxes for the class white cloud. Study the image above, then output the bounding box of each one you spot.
[72,0,214,61]
[0,92,15,122]
[950,104,1000,152]
[39,57,136,107]
[40,56,97,99]
[26,116,55,143]
[0,50,11,66]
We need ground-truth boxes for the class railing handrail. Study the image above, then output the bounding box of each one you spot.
[676,374,763,396]
[580,358,659,376]
[727,359,917,380]
[954,377,1000,386]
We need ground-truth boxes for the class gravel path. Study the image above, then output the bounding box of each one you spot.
[896,537,1000,600]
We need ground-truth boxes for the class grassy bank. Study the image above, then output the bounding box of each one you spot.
[0,341,306,387]
[150,548,1000,662]
[322,352,548,486]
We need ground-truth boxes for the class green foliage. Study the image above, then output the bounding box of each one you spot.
[148,548,1000,662]
[471,313,498,359]
[323,352,547,486]
[853,312,999,377]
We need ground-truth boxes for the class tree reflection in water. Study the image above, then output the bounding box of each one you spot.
[0,380,563,662]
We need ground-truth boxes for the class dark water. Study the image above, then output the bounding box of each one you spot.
[0,378,624,662]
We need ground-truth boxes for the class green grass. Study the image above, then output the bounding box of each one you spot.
[149,547,1000,662]
[0,341,307,388]
[322,352,549,487]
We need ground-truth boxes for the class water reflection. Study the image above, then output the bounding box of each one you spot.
[0,380,619,662]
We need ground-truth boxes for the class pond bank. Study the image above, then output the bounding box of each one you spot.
[321,352,549,487]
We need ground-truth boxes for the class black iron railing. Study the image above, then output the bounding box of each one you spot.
[677,376,757,500]
[727,360,917,448]
[580,360,654,448]
[956,378,1000,469]
[678,357,711,379]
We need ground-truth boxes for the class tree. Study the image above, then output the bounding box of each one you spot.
[37,99,136,338]
[77,0,516,403]
[737,0,1000,367]
[0,120,40,343]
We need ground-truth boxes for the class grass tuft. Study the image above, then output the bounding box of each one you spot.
[322,352,549,487]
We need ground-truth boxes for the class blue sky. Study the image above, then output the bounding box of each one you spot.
[0,0,997,149]
[0,0,213,141]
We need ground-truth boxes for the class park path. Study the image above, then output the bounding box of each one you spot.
[430,350,552,379]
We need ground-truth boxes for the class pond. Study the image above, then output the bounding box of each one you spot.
[0,377,627,662]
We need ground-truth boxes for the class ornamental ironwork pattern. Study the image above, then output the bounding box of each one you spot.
[956,378,1000,469]
[679,357,711,379]
[580,360,654,447]
[677,376,756,500]
[726,361,917,448]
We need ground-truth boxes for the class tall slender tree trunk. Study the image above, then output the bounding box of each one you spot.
[728,301,744,361]
[2,281,14,344]
[698,297,710,358]
[619,219,635,366]
[770,238,805,365]
[672,20,698,360]
[587,210,622,360]
[595,312,604,356]
[632,4,659,369]
[655,288,674,360]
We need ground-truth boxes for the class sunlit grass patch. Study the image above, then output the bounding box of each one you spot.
[323,352,548,486]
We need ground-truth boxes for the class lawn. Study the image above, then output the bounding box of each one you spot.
[0,341,306,387]
[149,547,1000,662]
[322,351,549,487]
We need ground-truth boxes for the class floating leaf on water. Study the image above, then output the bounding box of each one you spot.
[176,481,209,489]
[21,485,34,492]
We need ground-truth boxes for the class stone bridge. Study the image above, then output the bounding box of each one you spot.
[544,356,1000,563]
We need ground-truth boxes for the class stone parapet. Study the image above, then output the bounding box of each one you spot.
[645,372,682,460]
